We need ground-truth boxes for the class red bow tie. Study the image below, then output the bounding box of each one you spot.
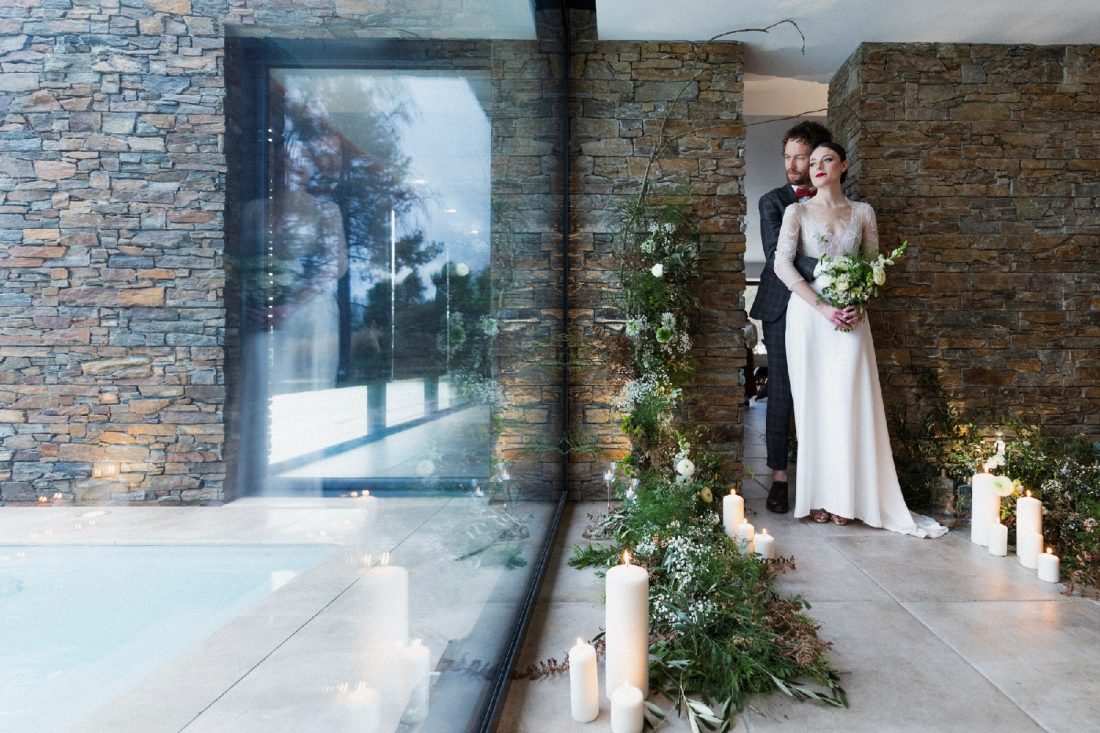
[795,187,816,198]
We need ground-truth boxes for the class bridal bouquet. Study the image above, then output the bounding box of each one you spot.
[814,240,908,330]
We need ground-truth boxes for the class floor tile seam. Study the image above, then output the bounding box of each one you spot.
[895,598,1055,733]
[177,500,456,731]
[808,544,1051,732]
[176,568,367,731]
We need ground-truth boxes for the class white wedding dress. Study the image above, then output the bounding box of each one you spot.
[774,200,947,538]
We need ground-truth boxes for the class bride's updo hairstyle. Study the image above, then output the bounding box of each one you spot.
[814,141,849,183]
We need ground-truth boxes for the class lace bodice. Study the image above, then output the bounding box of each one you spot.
[774,200,880,288]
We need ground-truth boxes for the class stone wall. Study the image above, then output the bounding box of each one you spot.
[830,43,1100,441]
[0,0,227,503]
[569,40,747,498]
[0,2,748,504]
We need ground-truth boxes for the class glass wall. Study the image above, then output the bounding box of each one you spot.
[222,19,565,732]
[239,65,496,494]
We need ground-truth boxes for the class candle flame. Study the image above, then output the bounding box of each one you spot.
[380,551,391,566]
[412,638,422,647]
[729,488,737,495]
[761,528,768,535]
[1046,548,1054,555]
[622,550,632,565]
[577,637,584,646]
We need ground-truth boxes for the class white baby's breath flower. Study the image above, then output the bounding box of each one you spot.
[651,263,664,278]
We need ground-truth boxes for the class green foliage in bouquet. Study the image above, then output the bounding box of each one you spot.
[814,241,907,331]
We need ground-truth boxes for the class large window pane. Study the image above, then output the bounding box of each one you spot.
[242,67,495,493]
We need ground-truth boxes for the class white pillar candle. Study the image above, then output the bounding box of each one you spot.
[400,638,431,724]
[335,682,381,731]
[754,528,775,560]
[736,521,755,554]
[1015,491,1042,554]
[568,638,599,722]
[987,522,1008,557]
[1037,548,1060,583]
[610,683,644,733]
[362,553,409,648]
[722,489,745,540]
[970,473,997,546]
[605,551,649,699]
[1019,530,1043,569]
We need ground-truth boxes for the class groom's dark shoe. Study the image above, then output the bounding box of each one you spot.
[766,481,789,514]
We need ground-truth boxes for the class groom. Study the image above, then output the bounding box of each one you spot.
[750,120,832,513]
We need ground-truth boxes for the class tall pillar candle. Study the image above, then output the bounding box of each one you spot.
[610,684,644,733]
[605,551,649,699]
[362,553,409,648]
[970,473,997,546]
[1015,491,1042,555]
[722,489,744,540]
[1019,530,1043,569]
[568,638,599,722]
[400,638,431,724]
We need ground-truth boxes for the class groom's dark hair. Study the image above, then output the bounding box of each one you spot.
[782,120,832,150]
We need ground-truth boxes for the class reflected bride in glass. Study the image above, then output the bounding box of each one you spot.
[268,125,348,393]
[773,141,946,538]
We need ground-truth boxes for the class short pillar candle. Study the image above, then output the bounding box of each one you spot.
[1037,548,1060,583]
[568,638,599,722]
[755,528,775,560]
[987,522,1008,557]
[736,521,755,554]
[722,489,745,540]
[610,684,644,733]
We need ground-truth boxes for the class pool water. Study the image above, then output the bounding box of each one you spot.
[0,544,331,733]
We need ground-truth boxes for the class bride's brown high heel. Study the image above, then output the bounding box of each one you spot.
[831,514,851,526]
[810,509,830,523]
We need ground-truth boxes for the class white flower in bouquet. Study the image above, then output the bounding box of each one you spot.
[814,241,908,330]
[625,316,646,338]
[651,263,664,278]
[676,457,695,478]
[871,257,887,286]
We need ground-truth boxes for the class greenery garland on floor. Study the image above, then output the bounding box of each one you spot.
[570,200,845,728]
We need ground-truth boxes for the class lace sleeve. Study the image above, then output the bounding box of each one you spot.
[773,203,804,288]
[861,203,880,257]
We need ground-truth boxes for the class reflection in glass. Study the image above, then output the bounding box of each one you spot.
[243,69,494,493]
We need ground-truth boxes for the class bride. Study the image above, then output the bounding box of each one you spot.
[773,142,946,538]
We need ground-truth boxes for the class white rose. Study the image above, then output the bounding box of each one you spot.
[651,263,664,278]
[675,457,695,478]
[872,262,886,286]
[454,262,470,277]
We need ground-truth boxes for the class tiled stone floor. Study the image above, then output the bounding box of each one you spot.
[498,401,1100,732]
[0,495,555,732]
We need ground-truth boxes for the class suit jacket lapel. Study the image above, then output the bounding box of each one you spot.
[778,185,798,207]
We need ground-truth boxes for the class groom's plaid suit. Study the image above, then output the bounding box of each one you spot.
[750,184,817,471]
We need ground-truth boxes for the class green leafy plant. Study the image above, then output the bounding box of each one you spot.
[570,470,845,731]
